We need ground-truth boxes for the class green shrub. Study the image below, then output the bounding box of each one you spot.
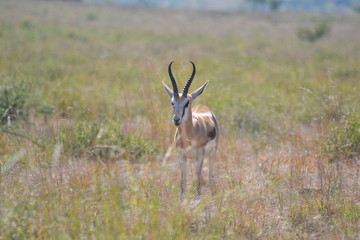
[120,134,159,161]
[268,0,282,11]
[352,5,360,13]
[322,111,360,162]
[297,22,330,42]
[21,19,34,29]
[36,103,55,122]
[60,121,159,160]
[60,121,100,156]
[234,107,276,136]
[86,13,97,21]
[299,84,345,123]
[0,81,30,124]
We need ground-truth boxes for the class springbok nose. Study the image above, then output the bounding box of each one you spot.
[173,115,181,125]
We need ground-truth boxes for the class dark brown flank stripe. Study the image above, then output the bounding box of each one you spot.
[208,127,216,140]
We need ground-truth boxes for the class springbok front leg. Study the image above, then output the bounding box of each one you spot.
[179,150,187,199]
[195,148,205,196]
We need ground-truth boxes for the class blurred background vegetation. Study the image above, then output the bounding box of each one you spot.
[65,0,360,13]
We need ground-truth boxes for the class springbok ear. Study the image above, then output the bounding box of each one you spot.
[162,81,174,98]
[191,81,209,101]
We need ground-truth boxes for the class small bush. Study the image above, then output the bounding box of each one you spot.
[268,0,282,11]
[0,81,30,124]
[21,19,34,29]
[297,22,330,42]
[60,121,100,156]
[60,121,159,160]
[37,103,55,122]
[86,13,97,21]
[234,107,276,136]
[67,32,88,42]
[322,111,360,162]
[352,5,360,13]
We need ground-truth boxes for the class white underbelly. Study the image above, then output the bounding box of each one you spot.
[181,139,216,159]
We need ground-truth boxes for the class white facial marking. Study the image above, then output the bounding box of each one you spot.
[171,96,190,126]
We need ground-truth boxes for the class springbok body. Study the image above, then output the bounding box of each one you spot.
[162,61,219,198]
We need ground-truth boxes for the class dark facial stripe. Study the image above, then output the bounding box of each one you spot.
[181,107,186,118]
[181,101,190,118]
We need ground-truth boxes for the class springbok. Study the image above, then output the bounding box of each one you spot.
[162,61,219,198]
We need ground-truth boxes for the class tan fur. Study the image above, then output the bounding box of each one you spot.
[175,104,218,152]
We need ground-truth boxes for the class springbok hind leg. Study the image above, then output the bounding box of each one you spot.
[209,148,217,194]
[195,148,205,196]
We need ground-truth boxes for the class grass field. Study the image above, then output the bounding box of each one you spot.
[0,0,360,239]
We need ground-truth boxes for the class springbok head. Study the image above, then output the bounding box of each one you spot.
[162,61,209,126]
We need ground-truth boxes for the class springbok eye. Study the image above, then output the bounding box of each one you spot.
[184,101,189,108]
[171,102,174,106]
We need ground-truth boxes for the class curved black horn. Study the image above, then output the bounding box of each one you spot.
[182,61,196,96]
[168,61,179,96]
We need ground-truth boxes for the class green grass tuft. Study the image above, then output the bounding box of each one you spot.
[323,111,360,162]
[297,22,330,42]
[60,120,159,160]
